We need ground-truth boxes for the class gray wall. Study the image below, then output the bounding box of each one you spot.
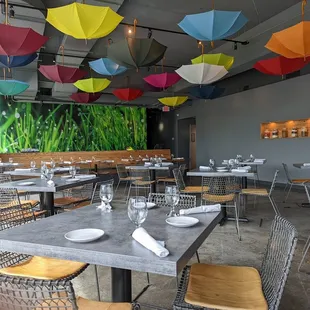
[175,73,310,183]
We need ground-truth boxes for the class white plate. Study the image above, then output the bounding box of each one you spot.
[17,181,35,186]
[65,228,104,243]
[166,216,199,228]
[146,202,156,209]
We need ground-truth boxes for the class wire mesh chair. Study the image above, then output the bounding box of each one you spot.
[282,163,310,203]
[126,169,155,201]
[173,168,202,194]
[202,176,241,240]
[115,164,133,196]
[173,215,298,310]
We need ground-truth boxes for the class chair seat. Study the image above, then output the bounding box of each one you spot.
[157,177,175,183]
[64,200,90,211]
[181,186,201,193]
[21,199,39,207]
[184,263,268,310]
[0,256,87,280]
[292,179,310,183]
[202,193,235,203]
[54,196,88,207]
[33,210,47,218]
[241,188,268,196]
[77,296,132,310]
[133,180,155,186]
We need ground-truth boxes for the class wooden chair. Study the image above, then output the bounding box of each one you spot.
[282,163,310,203]
[173,215,298,310]
[173,168,202,194]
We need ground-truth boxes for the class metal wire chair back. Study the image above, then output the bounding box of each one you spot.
[260,215,298,310]
[173,168,186,191]
[116,164,129,179]
[0,187,21,208]
[282,163,292,183]
[91,179,114,204]
[202,176,237,204]
[268,170,279,196]
[179,164,186,176]
[129,169,151,186]
[0,173,11,183]
[0,275,79,310]
[148,193,196,210]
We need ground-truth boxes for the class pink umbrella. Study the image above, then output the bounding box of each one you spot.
[144,72,181,89]
[39,65,87,83]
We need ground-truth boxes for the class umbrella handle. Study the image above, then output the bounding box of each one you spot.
[4,0,8,24]
[59,45,65,65]
[302,0,307,20]
[134,19,138,37]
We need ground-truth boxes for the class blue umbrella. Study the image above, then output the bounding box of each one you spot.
[190,85,224,100]
[0,53,37,68]
[178,10,248,41]
[89,58,127,76]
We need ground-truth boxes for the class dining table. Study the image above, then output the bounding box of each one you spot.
[3,167,74,177]
[0,202,222,303]
[293,163,310,169]
[0,176,99,216]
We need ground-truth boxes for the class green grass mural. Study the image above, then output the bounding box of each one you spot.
[0,99,147,153]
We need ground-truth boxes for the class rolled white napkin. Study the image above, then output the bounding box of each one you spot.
[15,168,32,171]
[132,227,169,258]
[63,161,71,164]
[303,163,310,166]
[154,164,161,167]
[199,166,212,171]
[142,158,149,161]
[47,180,55,187]
[76,174,96,179]
[144,162,152,166]
[254,159,265,163]
[179,204,221,215]
[231,169,248,173]
[239,166,251,171]
[122,159,129,162]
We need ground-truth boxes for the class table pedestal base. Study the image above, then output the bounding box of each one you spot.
[111,267,132,302]
[40,192,54,216]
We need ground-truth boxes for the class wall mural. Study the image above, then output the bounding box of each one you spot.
[0,99,147,153]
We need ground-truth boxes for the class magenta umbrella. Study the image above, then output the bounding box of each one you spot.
[39,65,87,83]
[144,72,181,89]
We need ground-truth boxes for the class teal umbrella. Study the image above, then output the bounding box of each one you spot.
[0,79,29,96]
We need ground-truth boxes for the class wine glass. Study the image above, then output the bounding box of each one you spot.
[50,159,56,169]
[46,168,54,181]
[98,183,114,212]
[128,196,148,228]
[165,186,180,217]
[209,159,215,170]
[250,154,255,162]
[30,160,36,170]
[69,166,76,178]
[228,159,235,171]
[41,163,47,179]
[9,158,13,164]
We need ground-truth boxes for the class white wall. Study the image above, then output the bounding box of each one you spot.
[176,73,310,183]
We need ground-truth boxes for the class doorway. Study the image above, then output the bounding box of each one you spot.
[177,117,196,169]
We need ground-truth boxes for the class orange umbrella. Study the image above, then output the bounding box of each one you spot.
[265,0,310,58]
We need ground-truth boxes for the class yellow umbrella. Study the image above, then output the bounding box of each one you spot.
[46,3,123,39]
[158,96,188,107]
[191,53,234,70]
[74,78,111,93]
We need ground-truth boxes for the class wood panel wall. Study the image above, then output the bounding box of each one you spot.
[0,150,171,168]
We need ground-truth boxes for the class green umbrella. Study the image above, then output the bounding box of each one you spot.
[0,79,29,96]
[107,37,167,69]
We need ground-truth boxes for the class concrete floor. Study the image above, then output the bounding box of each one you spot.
[71,187,310,310]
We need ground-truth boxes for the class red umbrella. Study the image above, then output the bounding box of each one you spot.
[70,92,102,103]
[113,88,143,101]
[144,72,181,89]
[0,24,48,56]
[39,65,87,83]
[253,56,310,75]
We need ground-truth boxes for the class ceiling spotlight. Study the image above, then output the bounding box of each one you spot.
[234,42,238,50]
[9,5,14,18]
[148,28,152,39]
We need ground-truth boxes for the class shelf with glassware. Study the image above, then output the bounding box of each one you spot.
[261,118,310,139]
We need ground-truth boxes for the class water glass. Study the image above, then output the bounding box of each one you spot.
[165,186,180,217]
[8,158,13,164]
[50,159,56,169]
[128,196,148,228]
[209,159,215,170]
[41,163,47,179]
[69,166,76,178]
[30,161,36,170]
[98,183,114,212]
[46,169,54,181]
[250,154,255,162]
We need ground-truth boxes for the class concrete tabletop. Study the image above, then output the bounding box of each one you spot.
[0,203,222,277]
[187,168,255,177]
[0,163,23,167]
[0,176,99,192]
[4,167,73,177]
[293,163,310,169]
[126,164,173,171]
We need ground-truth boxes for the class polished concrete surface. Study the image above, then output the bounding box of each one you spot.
[71,187,310,309]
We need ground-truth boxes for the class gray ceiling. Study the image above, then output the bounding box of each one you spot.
[2,0,303,107]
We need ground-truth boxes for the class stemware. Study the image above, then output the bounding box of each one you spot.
[209,159,215,170]
[41,163,48,179]
[30,160,36,170]
[50,159,56,169]
[8,158,13,164]
[69,166,77,178]
[250,154,255,162]
[46,168,54,181]
[98,183,114,212]
[165,185,180,217]
[228,159,235,171]
[128,196,148,228]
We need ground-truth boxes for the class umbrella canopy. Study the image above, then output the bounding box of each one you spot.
[178,10,248,41]
[107,38,167,69]
[0,79,29,96]
[254,56,310,75]
[39,65,87,83]
[144,72,181,89]
[113,88,143,101]
[74,78,111,93]
[70,92,102,103]
[89,58,127,76]
[0,24,48,56]
[46,3,123,39]
[0,53,37,68]
[191,53,234,70]
[190,85,224,99]
[175,63,228,85]
[265,21,310,58]
[158,96,188,107]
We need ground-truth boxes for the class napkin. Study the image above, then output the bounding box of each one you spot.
[63,161,71,164]
[132,227,169,258]
[179,204,221,215]
[76,174,96,179]
[121,159,129,162]
[199,166,212,171]
[154,164,161,167]
[142,158,149,161]
[238,166,251,171]
[144,162,152,166]
[231,169,249,173]
[303,163,310,166]
[15,168,32,171]
[162,162,173,166]
[254,159,265,163]
[47,180,55,187]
